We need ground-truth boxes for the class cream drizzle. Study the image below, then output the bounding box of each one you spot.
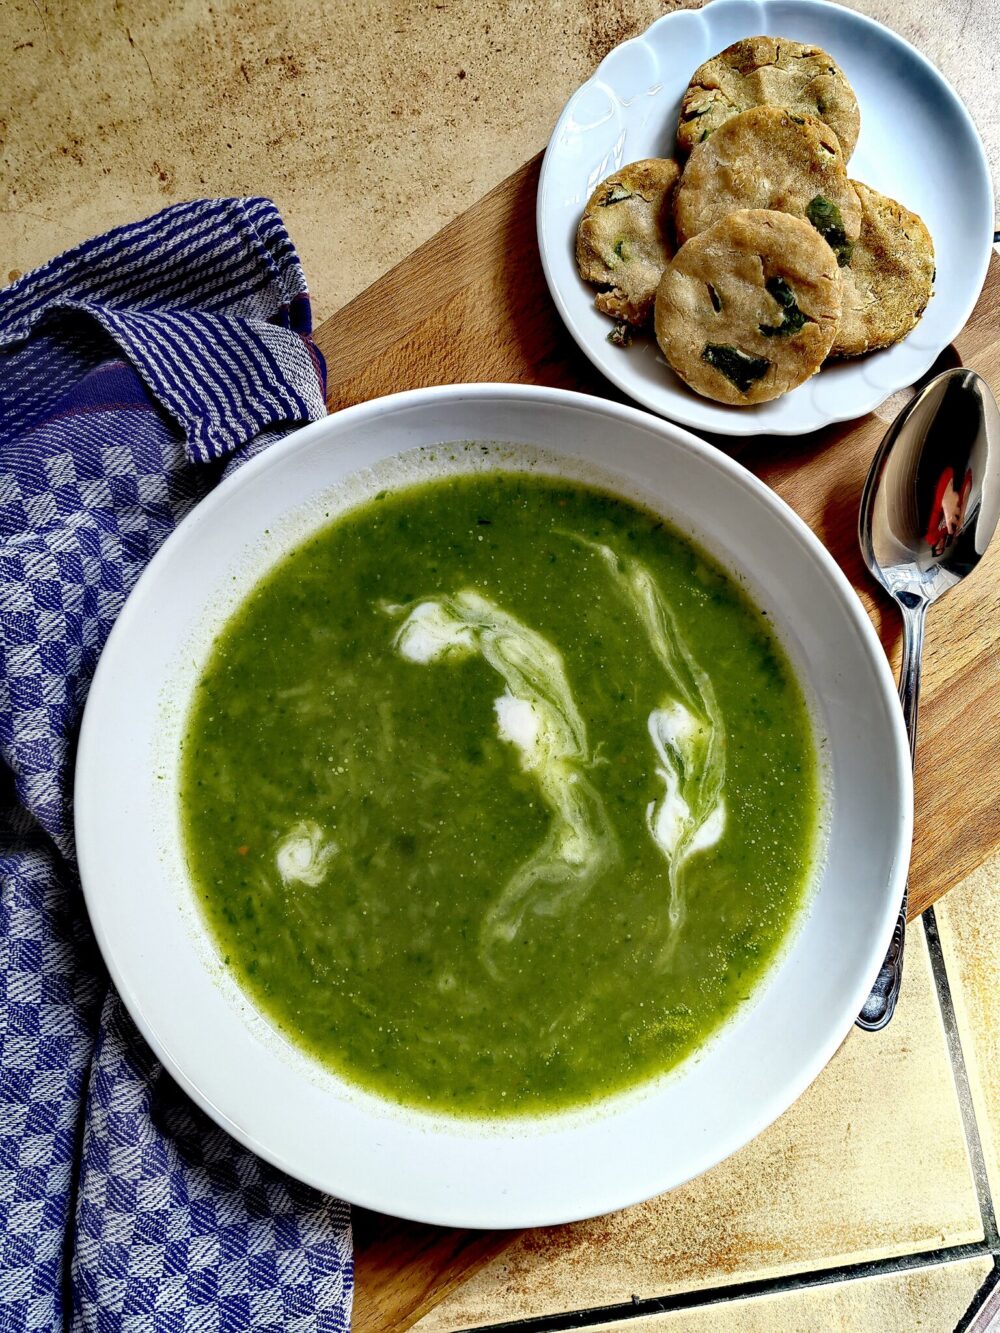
[275,819,338,887]
[390,590,618,974]
[580,540,727,940]
[387,540,727,971]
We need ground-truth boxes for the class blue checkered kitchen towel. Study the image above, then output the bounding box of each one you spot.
[0,200,353,1331]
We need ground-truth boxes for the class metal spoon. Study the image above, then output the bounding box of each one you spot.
[856,367,1000,1030]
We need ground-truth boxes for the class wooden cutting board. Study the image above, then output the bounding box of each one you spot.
[311,155,1000,1333]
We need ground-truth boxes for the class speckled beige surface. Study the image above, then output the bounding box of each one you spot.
[937,851,1000,1205]
[412,923,980,1331]
[4,6,999,1330]
[0,0,665,321]
[1,0,997,323]
[585,1257,993,1331]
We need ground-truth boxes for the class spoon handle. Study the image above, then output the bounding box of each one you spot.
[897,596,926,764]
[856,598,926,1032]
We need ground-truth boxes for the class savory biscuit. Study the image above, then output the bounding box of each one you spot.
[654,209,842,405]
[575,158,681,327]
[831,180,935,357]
[677,36,860,159]
[673,107,861,264]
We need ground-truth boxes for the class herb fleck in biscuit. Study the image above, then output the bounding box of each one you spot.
[575,158,681,327]
[677,36,860,159]
[831,181,935,358]
[654,209,842,405]
[673,108,861,264]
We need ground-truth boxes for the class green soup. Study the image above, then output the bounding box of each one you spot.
[180,469,820,1117]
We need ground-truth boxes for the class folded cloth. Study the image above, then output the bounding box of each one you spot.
[0,200,352,1332]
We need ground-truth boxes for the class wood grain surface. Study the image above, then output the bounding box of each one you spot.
[311,156,1000,1333]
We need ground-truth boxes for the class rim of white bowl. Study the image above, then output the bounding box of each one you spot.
[75,383,913,1225]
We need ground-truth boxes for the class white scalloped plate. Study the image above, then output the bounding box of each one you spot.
[537,0,993,436]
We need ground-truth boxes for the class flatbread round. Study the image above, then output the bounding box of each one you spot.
[575,158,681,327]
[831,180,935,357]
[654,208,842,405]
[677,36,860,159]
[673,107,861,266]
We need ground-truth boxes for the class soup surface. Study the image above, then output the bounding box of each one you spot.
[181,468,820,1116]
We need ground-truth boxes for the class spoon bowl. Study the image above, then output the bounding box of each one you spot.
[861,369,1000,606]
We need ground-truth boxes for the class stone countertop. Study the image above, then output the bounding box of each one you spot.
[1,1,997,322]
[4,4,1000,1331]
